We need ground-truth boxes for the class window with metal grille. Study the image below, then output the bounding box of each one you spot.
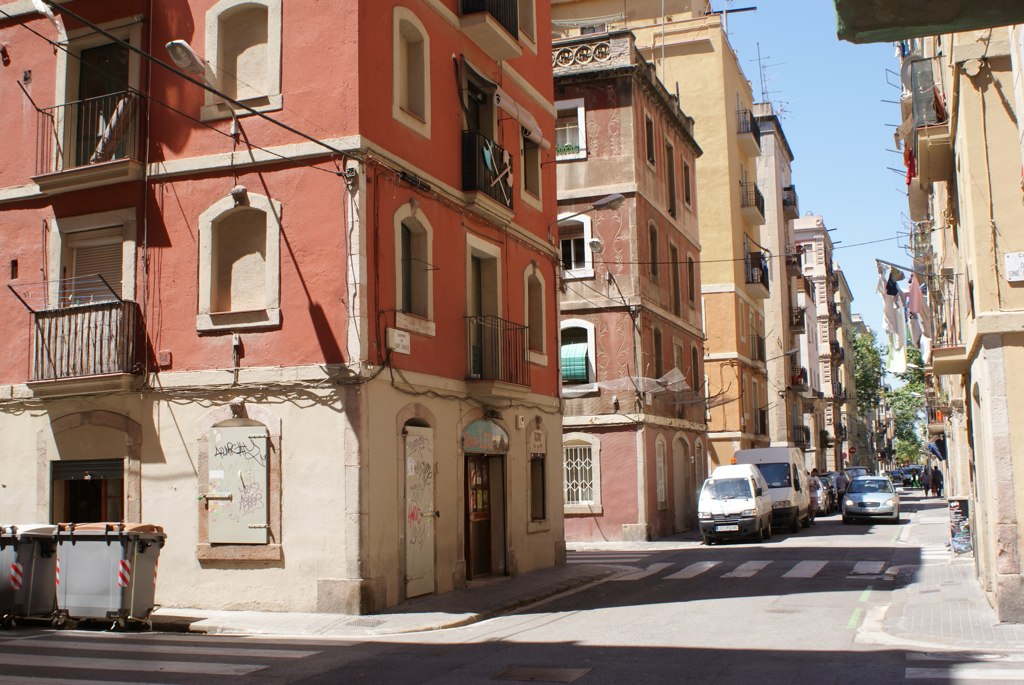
[563,443,594,505]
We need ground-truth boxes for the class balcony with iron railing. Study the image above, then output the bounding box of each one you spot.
[33,90,144,194]
[830,339,844,362]
[736,109,761,157]
[460,0,521,61]
[462,129,514,218]
[926,402,948,436]
[827,301,841,324]
[789,366,808,391]
[745,251,769,299]
[740,181,765,225]
[466,315,530,391]
[9,276,143,392]
[794,424,811,450]
[785,249,803,278]
[832,381,845,402]
[790,306,806,333]
[782,184,800,220]
[754,335,766,363]
[931,273,969,375]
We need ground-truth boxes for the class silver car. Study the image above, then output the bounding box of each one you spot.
[842,476,900,524]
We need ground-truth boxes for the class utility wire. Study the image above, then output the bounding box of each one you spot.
[0,7,343,177]
[40,0,356,163]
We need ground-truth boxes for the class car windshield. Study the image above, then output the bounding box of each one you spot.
[703,478,752,500]
[848,479,894,494]
[846,467,869,479]
[756,463,791,488]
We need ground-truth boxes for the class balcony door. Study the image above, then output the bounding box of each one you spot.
[74,42,130,167]
[63,227,123,305]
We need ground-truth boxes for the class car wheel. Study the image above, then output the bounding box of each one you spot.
[754,523,765,542]
[703,535,714,546]
[790,515,801,534]
[801,515,811,529]
[765,519,773,540]
[842,516,850,525]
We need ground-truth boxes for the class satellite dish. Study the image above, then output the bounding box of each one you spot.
[588,238,604,255]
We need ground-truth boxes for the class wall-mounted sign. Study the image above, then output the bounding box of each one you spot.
[387,328,411,354]
[529,429,546,454]
[1005,252,1024,283]
[462,420,509,454]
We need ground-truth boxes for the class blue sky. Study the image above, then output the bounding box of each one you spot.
[719,0,909,336]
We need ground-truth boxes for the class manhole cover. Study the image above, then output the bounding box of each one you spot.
[494,667,591,683]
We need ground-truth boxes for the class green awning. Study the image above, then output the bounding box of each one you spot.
[561,342,589,382]
[834,0,1024,44]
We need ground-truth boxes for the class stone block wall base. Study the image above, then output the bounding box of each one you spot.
[994,574,1024,623]
[621,524,651,541]
[316,577,384,615]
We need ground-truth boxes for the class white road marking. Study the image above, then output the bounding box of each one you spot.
[783,560,828,578]
[10,639,318,658]
[907,653,1024,663]
[852,561,886,575]
[0,678,165,685]
[664,561,721,579]
[611,562,672,581]
[722,561,771,578]
[906,666,1024,681]
[0,653,264,676]
[567,556,644,564]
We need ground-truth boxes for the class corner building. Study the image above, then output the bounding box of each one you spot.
[0,0,562,613]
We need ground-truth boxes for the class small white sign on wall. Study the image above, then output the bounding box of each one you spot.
[1005,252,1024,283]
[387,328,411,354]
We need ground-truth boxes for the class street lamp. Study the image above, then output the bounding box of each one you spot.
[548,193,625,245]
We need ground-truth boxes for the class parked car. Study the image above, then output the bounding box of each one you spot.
[732,447,811,532]
[698,464,774,545]
[817,477,837,515]
[842,476,901,524]
[844,466,870,481]
[819,472,840,514]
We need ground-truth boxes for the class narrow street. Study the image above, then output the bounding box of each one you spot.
[1,492,1020,684]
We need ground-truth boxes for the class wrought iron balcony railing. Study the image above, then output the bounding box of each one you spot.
[31,299,140,382]
[794,424,811,449]
[745,251,769,292]
[782,184,799,219]
[462,130,513,210]
[460,0,518,39]
[466,315,530,386]
[740,181,765,217]
[736,109,761,142]
[35,90,142,176]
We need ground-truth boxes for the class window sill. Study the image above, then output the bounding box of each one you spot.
[197,308,282,333]
[396,312,436,337]
[562,385,598,398]
[197,542,282,562]
[528,350,547,366]
[565,504,602,516]
[527,519,550,534]
[393,107,431,139]
[562,268,594,280]
[520,188,542,212]
[201,94,283,122]
[555,152,587,162]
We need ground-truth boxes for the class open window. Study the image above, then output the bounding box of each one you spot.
[555,99,587,160]
[202,0,283,121]
[197,192,281,332]
[560,318,595,397]
[558,214,594,279]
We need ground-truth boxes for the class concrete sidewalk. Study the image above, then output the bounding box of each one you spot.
[879,495,1024,650]
[151,562,620,638]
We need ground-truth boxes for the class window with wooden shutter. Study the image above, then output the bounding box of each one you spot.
[67,228,123,303]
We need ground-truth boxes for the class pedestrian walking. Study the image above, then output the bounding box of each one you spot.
[835,470,849,499]
[932,466,944,498]
[922,467,932,495]
[808,469,821,524]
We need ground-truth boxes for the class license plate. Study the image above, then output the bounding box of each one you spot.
[716,524,739,532]
[862,502,880,508]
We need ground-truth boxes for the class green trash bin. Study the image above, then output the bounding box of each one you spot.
[0,524,58,627]
[55,522,165,627]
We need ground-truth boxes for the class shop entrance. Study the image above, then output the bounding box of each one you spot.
[462,419,509,580]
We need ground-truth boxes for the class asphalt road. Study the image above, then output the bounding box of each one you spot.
[0,498,1018,684]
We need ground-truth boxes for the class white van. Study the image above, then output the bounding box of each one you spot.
[697,463,774,544]
[732,447,811,533]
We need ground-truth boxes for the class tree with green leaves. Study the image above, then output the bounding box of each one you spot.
[887,346,926,464]
[851,328,885,411]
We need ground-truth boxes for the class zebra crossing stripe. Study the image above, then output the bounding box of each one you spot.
[906,667,1024,681]
[783,561,828,578]
[723,561,771,578]
[611,563,672,581]
[18,639,320,659]
[852,561,886,575]
[0,653,265,676]
[664,561,720,579]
